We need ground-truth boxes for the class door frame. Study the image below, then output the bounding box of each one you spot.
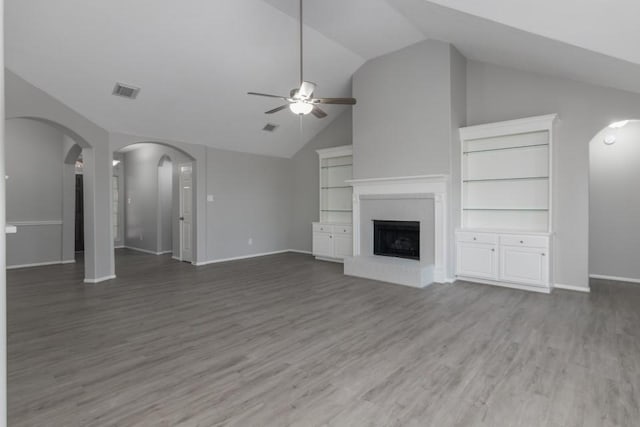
[178,162,194,263]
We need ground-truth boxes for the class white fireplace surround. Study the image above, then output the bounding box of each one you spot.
[345,174,449,285]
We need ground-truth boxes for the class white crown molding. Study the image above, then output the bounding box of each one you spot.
[316,145,352,159]
[460,114,558,141]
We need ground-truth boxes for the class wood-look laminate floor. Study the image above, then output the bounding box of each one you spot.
[7,249,640,426]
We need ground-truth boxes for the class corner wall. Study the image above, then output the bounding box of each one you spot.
[466,60,640,290]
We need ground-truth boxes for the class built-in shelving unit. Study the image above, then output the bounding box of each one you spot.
[319,147,353,224]
[313,145,353,262]
[461,118,554,232]
[457,114,557,293]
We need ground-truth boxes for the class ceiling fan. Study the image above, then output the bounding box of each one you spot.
[248,0,356,118]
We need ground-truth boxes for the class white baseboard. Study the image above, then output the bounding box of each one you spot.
[589,274,640,284]
[455,276,551,294]
[114,245,125,249]
[124,246,171,256]
[84,275,116,284]
[7,260,74,269]
[288,249,312,255]
[172,256,182,261]
[194,249,302,266]
[554,283,591,293]
[61,259,76,264]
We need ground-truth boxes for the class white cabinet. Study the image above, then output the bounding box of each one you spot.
[312,231,333,258]
[456,231,551,292]
[312,223,352,261]
[312,145,353,263]
[456,242,498,280]
[499,245,548,287]
[457,115,556,293]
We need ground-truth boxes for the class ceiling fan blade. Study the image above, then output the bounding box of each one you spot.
[248,92,289,100]
[311,106,328,118]
[313,97,357,105]
[298,81,316,99]
[265,104,289,114]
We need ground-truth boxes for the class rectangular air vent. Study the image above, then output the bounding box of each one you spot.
[262,123,278,132]
[112,82,140,99]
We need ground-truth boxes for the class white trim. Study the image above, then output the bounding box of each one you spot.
[84,275,116,284]
[61,259,76,264]
[9,220,63,226]
[5,225,16,234]
[589,274,640,284]
[346,174,448,187]
[316,145,352,159]
[114,245,125,249]
[124,246,171,256]
[194,250,294,266]
[459,114,558,141]
[456,276,551,294]
[288,249,312,255]
[172,255,182,261]
[554,283,591,293]
[7,260,67,269]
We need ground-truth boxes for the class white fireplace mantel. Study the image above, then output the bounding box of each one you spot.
[346,174,449,285]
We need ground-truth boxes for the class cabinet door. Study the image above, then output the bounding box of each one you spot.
[499,245,549,287]
[456,242,498,280]
[312,233,333,258]
[333,234,353,259]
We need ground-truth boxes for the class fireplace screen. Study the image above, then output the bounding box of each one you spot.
[373,220,420,260]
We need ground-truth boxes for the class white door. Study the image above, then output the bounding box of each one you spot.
[499,246,548,287]
[179,163,193,263]
[456,242,498,280]
[312,232,333,258]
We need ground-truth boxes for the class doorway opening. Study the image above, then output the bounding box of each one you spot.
[113,142,196,273]
[589,119,640,284]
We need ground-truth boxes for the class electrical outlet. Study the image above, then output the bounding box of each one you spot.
[248,238,253,246]
[207,195,214,202]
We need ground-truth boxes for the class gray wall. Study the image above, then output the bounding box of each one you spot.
[158,158,173,253]
[290,110,353,252]
[206,147,292,260]
[6,70,114,281]
[123,143,190,254]
[352,40,453,180]
[466,60,640,290]
[589,121,640,280]
[5,118,65,266]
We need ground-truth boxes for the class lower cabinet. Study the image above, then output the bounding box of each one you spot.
[312,223,352,261]
[456,242,498,280]
[499,245,549,286]
[456,231,550,291]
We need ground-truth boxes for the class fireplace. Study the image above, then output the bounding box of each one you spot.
[373,220,420,260]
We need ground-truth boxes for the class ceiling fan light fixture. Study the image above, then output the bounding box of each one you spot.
[289,101,313,115]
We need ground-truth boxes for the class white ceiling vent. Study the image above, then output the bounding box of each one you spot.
[262,123,279,132]
[112,82,140,99]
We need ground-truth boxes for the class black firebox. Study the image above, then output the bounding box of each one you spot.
[373,220,420,260]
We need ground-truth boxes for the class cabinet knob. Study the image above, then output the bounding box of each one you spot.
[491,248,495,252]
[329,235,332,239]
[520,240,524,244]
[541,253,546,256]
[473,237,477,241]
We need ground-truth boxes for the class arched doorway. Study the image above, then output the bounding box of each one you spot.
[113,142,197,273]
[589,119,640,284]
[5,118,94,278]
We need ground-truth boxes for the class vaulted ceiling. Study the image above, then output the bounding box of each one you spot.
[7,0,640,158]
